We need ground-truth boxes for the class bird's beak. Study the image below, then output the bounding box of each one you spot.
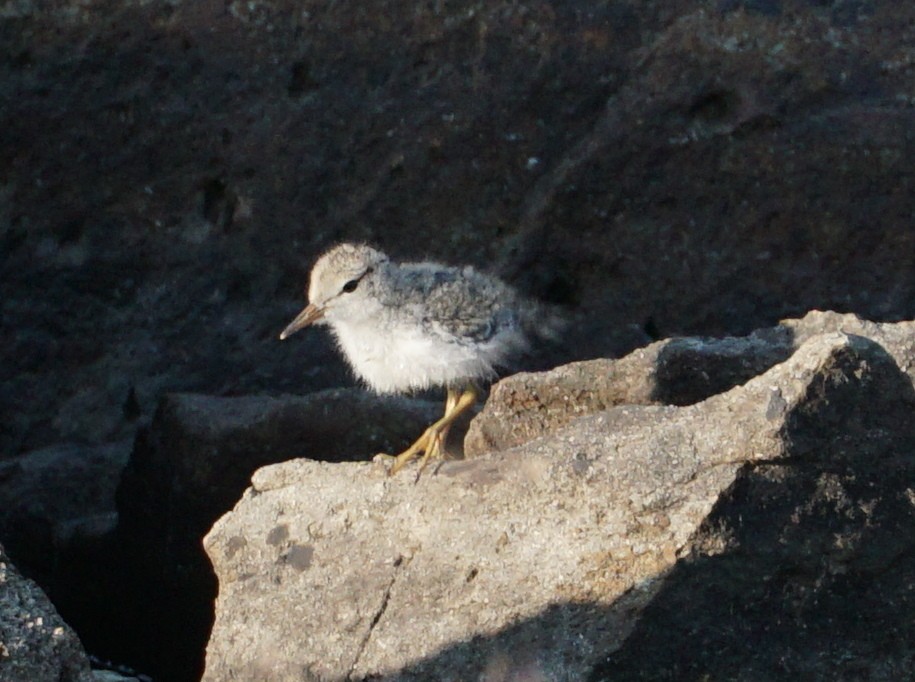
[279,303,324,340]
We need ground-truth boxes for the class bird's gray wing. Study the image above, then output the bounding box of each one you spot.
[389,265,517,343]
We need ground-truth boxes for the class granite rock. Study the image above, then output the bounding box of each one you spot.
[114,389,439,681]
[0,543,93,682]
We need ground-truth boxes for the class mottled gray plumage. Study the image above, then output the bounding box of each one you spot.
[384,265,521,344]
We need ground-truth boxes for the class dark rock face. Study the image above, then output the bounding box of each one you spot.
[3,1,915,457]
[0,442,134,675]
[0,442,129,589]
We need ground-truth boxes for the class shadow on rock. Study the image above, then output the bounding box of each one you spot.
[651,324,795,405]
[591,338,915,680]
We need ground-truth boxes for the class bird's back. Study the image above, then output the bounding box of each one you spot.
[383,262,521,343]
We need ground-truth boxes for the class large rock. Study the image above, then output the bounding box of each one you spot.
[6,0,915,676]
[114,389,439,682]
[466,310,915,455]
[0,441,130,586]
[202,332,915,680]
[464,328,790,455]
[0,543,94,682]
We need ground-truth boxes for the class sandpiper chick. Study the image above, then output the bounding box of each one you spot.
[280,242,538,474]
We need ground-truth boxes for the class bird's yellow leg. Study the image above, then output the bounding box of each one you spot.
[389,385,478,476]
[444,387,459,414]
[423,387,460,464]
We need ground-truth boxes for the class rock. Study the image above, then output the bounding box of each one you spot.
[6,0,915,676]
[785,310,915,374]
[114,389,440,682]
[594,341,915,678]
[466,310,915,455]
[202,332,915,680]
[0,440,131,664]
[0,543,93,682]
[88,666,150,682]
[0,441,130,588]
[91,673,143,682]
[464,332,790,456]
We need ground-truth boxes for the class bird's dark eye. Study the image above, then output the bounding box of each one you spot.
[341,266,373,294]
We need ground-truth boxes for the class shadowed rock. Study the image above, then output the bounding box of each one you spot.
[0,441,132,669]
[0,543,93,682]
[0,441,129,587]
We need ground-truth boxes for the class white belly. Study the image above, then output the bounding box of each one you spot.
[329,319,497,393]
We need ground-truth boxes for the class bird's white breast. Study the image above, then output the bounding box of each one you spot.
[328,317,500,393]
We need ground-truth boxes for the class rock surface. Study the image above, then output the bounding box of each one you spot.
[595,326,915,680]
[0,441,130,588]
[466,310,915,455]
[113,389,439,681]
[0,543,93,682]
[0,442,133,673]
[203,331,915,680]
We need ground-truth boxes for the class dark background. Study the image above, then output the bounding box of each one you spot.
[3,0,913,460]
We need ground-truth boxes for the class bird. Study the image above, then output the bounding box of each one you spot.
[279,242,544,475]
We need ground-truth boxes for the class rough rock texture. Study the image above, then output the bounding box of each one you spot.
[0,543,93,682]
[594,326,915,680]
[113,389,439,682]
[203,332,915,680]
[466,310,915,455]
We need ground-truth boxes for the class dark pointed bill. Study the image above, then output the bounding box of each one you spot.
[279,303,324,340]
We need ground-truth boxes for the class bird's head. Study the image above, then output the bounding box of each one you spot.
[280,243,388,340]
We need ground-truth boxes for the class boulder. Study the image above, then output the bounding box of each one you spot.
[202,332,915,680]
[0,440,132,666]
[114,389,439,682]
[0,543,93,682]
[466,310,915,455]
[0,441,130,587]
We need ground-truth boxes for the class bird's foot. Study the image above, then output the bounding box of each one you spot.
[375,385,476,478]
[375,424,447,477]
